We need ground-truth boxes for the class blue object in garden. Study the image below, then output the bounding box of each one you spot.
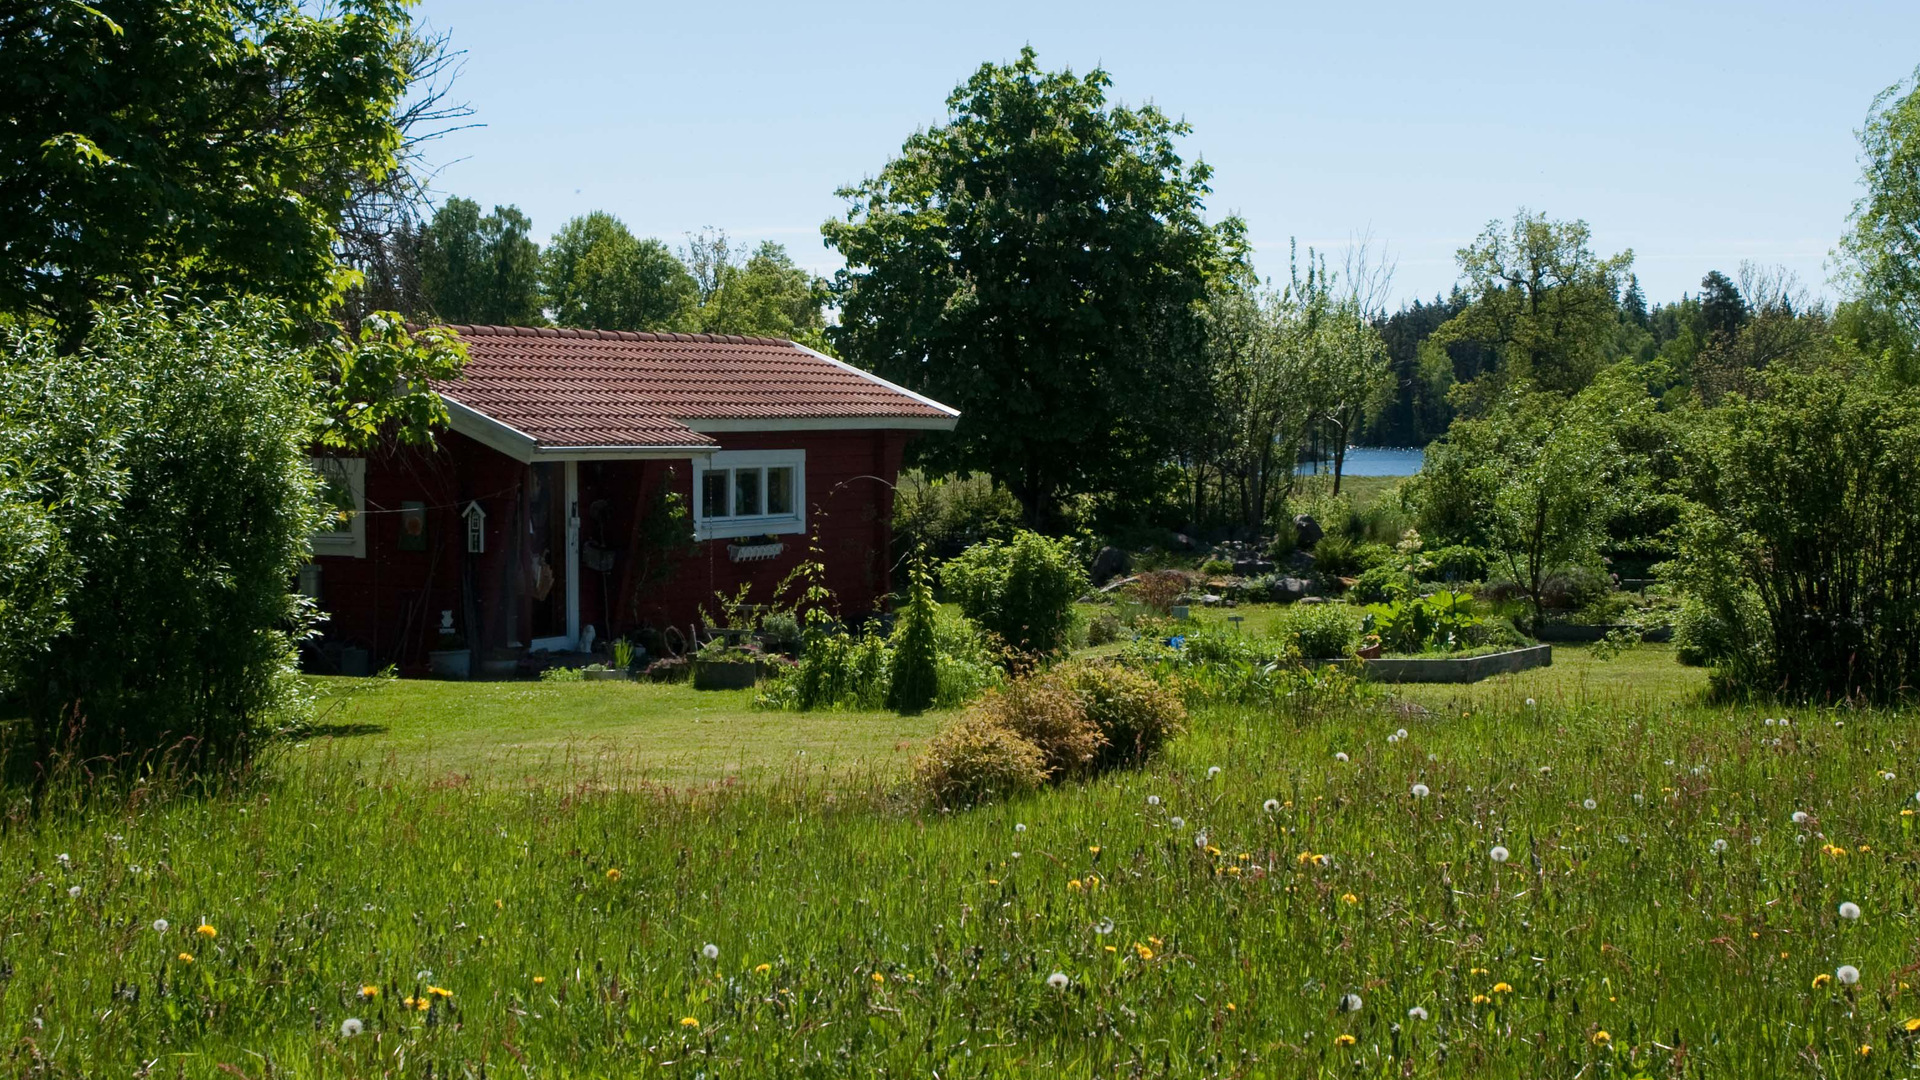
[1168,635,1186,649]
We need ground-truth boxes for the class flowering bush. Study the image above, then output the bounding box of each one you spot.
[912,714,1048,805]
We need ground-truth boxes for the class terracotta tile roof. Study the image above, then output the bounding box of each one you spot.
[429,325,957,451]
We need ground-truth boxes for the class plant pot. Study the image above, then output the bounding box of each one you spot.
[427,648,471,679]
[1357,643,1383,659]
[692,659,758,691]
[583,668,631,682]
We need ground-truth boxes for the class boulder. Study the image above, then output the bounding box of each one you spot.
[1286,548,1317,573]
[1292,514,1323,549]
[1268,576,1318,603]
[1232,558,1276,576]
[1090,545,1132,585]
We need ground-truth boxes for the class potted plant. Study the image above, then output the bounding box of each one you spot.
[691,638,760,690]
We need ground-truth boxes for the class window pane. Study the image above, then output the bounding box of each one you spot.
[314,461,355,534]
[702,470,730,517]
[765,466,794,516]
[734,468,761,516]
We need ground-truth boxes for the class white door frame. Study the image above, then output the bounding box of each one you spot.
[529,459,582,653]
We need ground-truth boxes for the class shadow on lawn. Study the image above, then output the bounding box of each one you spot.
[296,722,389,739]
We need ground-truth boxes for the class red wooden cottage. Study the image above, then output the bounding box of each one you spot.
[304,325,957,676]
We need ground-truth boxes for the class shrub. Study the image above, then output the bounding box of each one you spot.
[1364,590,1484,654]
[1265,516,1298,558]
[0,295,322,765]
[1128,569,1189,614]
[1199,558,1233,576]
[972,678,1105,778]
[759,612,804,656]
[942,530,1088,655]
[1349,565,1410,604]
[1060,662,1186,769]
[1355,496,1413,544]
[1351,542,1396,573]
[1311,534,1361,576]
[892,469,1024,560]
[1419,545,1490,583]
[913,715,1049,805]
[1538,565,1613,612]
[886,561,940,713]
[1086,610,1123,646]
[1278,603,1363,659]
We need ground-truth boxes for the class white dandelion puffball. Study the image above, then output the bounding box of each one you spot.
[1264,798,1281,813]
[1411,783,1430,799]
[1339,992,1363,1012]
[1146,795,1160,806]
[1791,811,1809,824]
[1428,753,1439,763]
[1795,834,1807,845]
[340,1018,364,1038]
[1046,971,1069,990]
[1407,1005,1428,1020]
[1396,728,1409,741]
[1837,965,1860,986]
[153,919,169,934]
[1712,839,1728,853]
[1840,902,1862,920]
[1539,765,1552,775]
[1010,851,1021,859]
[1765,717,1775,726]
[1095,917,1114,936]
[1583,799,1597,811]
[56,852,70,865]
[1334,752,1349,763]
[1014,822,1027,833]
[1525,697,1536,708]
[1489,845,1510,863]
[1195,832,1209,848]
[1778,717,1790,727]
[1207,766,1222,779]
[702,943,720,961]
[1632,793,1644,805]
[1387,734,1399,745]
[1170,816,1186,829]
[67,885,80,899]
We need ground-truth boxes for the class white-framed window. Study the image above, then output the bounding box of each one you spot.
[310,457,366,558]
[692,449,805,541]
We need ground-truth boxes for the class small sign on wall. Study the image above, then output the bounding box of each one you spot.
[398,501,427,551]
[462,500,486,554]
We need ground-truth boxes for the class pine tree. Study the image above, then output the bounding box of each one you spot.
[886,553,941,714]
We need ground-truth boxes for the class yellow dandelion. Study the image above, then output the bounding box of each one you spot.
[1089,846,1101,856]
[1491,982,1513,994]
[872,972,885,984]
[1133,943,1154,960]
[1859,1044,1872,1058]
[1068,879,1084,891]
[1237,852,1250,861]
[428,985,452,998]
[987,878,999,885]
[533,976,546,985]
[1226,865,1242,876]
[1085,873,1100,888]
[196,924,217,938]
[1903,809,1915,817]
[1592,1030,1611,1046]
[1104,945,1117,953]
[1813,973,1834,989]
[679,1016,700,1028]
[1207,845,1223,857]
[402,996,429,1011]
[1341,893,1358,905]
[177,952,194,964]
[754,963,771,975]
[359,985,379,1000]
[1822,844,1848,858]
[1903,1017,1920,1032]
[1148,936,1163,946]
[495,898,504,909]
[1472,993,1491,1005]
[1312,854,1329,865]
[1470,967,1490,976]
[1859,844,1872,853]
[1334,1033,1356,1047]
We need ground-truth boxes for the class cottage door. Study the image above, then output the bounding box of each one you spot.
[527,461,576,650]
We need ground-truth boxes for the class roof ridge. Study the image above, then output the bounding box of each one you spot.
[430,323,795,347]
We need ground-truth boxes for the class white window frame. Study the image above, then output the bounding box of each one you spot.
[309,457,366,559]
[691,449,806,541]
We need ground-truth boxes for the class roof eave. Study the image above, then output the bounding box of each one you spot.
[441,395,716,462]
[680,416,960,434]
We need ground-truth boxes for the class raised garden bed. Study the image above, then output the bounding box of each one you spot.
[1536,623,1671,643]
[692,659,758,691]
[1359,644,1552,683]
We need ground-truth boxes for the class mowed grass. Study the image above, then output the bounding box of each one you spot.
[294,676,949,786]
[7,676,1920,1078]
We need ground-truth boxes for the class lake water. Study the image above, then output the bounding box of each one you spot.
[1296,446,1425,477]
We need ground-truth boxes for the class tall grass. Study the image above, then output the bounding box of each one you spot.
[3,698,1918,1077]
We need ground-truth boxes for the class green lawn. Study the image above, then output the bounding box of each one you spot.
[295,676,948,787]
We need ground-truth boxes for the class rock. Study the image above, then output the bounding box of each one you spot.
[1268,576,1318,603]
[1292,514,1323,549]
[1287,548,1317,573]
[1298,595,1326,605]
[1232,558,1275,576]
[1090,546,1132,585]
[1172,533,1196,551]
[1200,594,1224,607]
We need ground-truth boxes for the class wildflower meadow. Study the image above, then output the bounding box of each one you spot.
[5,689,1919,1078]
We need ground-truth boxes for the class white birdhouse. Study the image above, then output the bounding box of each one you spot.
[462,500,486,554]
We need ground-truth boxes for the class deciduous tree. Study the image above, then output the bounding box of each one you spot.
[420,197,544,326]
[543,213,696,331]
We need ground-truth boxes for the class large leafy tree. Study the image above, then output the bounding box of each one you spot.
[420,197,544,325]
[687,232,828,347]
[1837,63,1920,381]
[1434,211,1633,397]
[824,48,1232,528]
[1,0,418,340]
[543,212,696,331]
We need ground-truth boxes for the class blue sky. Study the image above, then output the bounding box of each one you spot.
[409,0,1919,308]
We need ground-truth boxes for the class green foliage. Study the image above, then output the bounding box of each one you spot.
[885,558,941,713]
[420,198,545,326]
[538,665,584,683]
[1348,564,1411,604]
[972,677,1105,779]
[543,212,697,331]
[0,0,417,333]
[759,607,1001,714]
[892,469,1024,560]
[1838,63,1920,351]
[1419,544,1490,584]
[825,47,1231,526]
[0,295,321,764]
[1310,534,1360,576]
[1199,559,1233,576]
[941,531,1089,655]
[685,230,829,347]
[759,612,803,657]
[1275,603,1363,659]
[1364,591,1483,655]
[1673,363,1920,701]
[1060,662,1187,770]
[313,313,468,451]
[911,713,1049,806]
[1085,610,1123,646]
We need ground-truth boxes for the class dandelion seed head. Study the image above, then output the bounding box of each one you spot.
[1170,816,1185,829]
[1334,752,1349,763]
[340,1018,363,1038]
[1489,845,1510,863]
[1525,697,1536,707]
[1840,902,1862,920]
[1339,992,1363,1012]
[1014,822,1026,832]
[1407,1006,1428,1020]
[1095,917,1114,936]
[1712,839,1728,853]
[1838,965,1861,985]
[1207,766,1221,779]
[1583,799,1597,811]
[1396,728,1409,740]
[1792,811,1809,824]
[1146,795,1160,806]
[1046,971,1069,990]
[66,885,80,899]
[1263,798,1281,813]
[152,919,169,933]
[702,943,720,961]
[1411,784,1430,799]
